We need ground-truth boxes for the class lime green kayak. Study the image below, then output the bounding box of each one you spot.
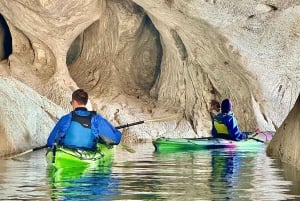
[46,143,113,169]
[153,131,274,153]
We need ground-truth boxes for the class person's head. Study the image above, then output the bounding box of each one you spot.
[221,98,232,113]
[210,100,221,113]
[71,89,88,107]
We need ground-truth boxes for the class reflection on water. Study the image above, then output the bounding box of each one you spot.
[48,165,120,200]
[0,143,299,200]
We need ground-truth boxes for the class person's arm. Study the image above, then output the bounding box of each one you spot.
[226,115,247,141]
[92,115,122,145]
[46,114,71,147]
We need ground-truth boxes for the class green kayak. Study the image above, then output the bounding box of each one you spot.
[46,143,113,169]
[153,131,274,153]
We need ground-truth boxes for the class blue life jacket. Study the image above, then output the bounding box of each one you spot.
[62,111,97,150]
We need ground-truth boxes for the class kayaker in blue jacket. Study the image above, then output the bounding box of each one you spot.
[46,89,122,150]
[211,99,248,141]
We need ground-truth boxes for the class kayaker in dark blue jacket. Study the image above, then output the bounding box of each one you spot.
[46,89,122,150]
[211,99,248,141]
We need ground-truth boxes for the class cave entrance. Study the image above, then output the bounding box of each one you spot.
[66,33,83,66]
[0,14,12,61]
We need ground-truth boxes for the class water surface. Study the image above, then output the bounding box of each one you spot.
[0,143,299,200]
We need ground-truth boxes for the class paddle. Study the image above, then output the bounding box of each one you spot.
[246,130,274,143]
[6,114,179,158]
[248,136,265,143]
[116,114,179,129]
[5,145,47,159]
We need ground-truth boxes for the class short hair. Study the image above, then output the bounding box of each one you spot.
[72,89,88,105]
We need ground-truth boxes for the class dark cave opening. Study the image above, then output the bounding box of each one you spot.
[66,33,83,66]
[0,14,12,61]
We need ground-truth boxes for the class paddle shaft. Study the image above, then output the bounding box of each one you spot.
[32,145,48,151]
[6,120,150,158]
[6,145,47,159]
[115,121,144,129]
[115,114,178,129]
[7,119,147,159]
[248,137,265,143]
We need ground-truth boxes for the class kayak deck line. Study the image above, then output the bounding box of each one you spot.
[57,147,106,161]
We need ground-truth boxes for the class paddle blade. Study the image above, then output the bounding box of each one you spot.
[5,145,47,159]
[144,113,180,123]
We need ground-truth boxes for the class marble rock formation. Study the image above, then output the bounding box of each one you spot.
[267,95,300,170]
[0,77,65,157]
[0,0,299,168]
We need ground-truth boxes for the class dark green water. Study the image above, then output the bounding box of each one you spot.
[0,143,299,201]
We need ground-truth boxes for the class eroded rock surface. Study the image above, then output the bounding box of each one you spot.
[267,95,300,170]
[0,77,65,156]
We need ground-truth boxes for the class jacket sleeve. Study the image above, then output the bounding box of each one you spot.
[226,115,247,141]
[92,114,122,145]
[46,114,71,147]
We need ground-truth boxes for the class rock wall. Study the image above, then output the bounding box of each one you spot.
[0,77,65,156]
[131,0,300,131]
[0,0,299,167]
[267,95,300,170]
